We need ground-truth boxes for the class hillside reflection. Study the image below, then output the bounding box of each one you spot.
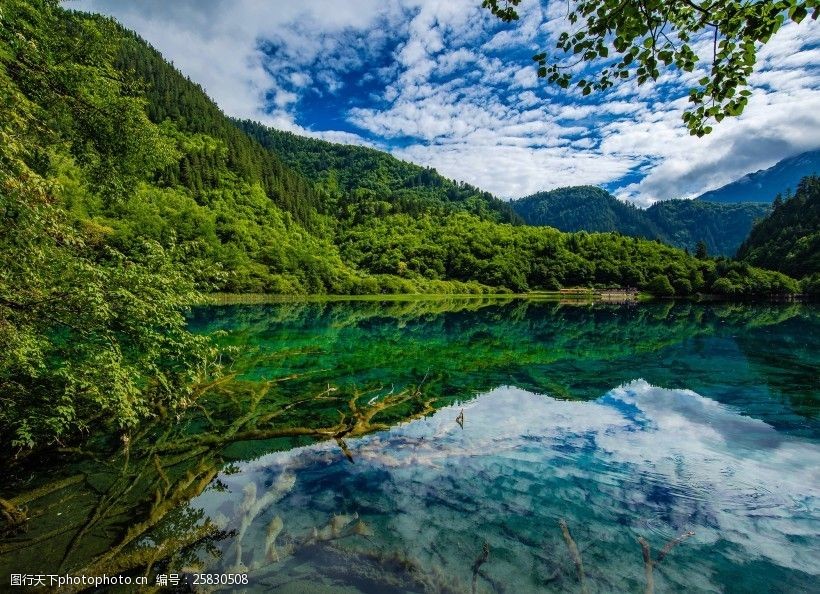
[190,299,818,433]
[1,300,816,591]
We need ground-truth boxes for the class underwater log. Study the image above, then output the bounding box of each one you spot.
[471,540,490,594]
[559,519,587,594]
[639,536,654,594]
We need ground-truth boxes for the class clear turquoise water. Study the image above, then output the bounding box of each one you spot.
[183,300,819,593]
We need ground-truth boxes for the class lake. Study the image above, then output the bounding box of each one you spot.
[2,299,818,592]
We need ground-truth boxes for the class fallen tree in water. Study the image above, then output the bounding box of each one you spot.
[1,367,701,593]
[0,373,439,586]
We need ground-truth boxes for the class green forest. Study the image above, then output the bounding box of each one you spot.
[0,0,810,451]
[737,176,820,292]
[235,120,523,225]
[512,186,771,256]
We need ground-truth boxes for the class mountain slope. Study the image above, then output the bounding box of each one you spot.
[0,0,805,456]
[234,120,522,224]
[114,26,323,228]
[696,150,820,204]
[737,176,820,279]
[3,0,798,299]
[511,187,770,256]
[512,186,661,237]
[645,200,770,256]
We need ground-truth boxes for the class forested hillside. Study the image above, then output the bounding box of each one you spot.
[337,211,786,296]
[737,176,820,289]
[1,0,219,449]
[647,200,770,256]
[3,0,798,299]
[0,0,805,449]
[235,120,522,224]
[115,32,321,227]
[512,186,661,237]
[512,187,770,256]
[81,8,798,298]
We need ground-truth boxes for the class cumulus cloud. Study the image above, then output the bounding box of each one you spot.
[610,20,820,204]
[395,143,632,198]
[72,0,820,204]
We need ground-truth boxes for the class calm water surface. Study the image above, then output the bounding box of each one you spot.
[184,300,819,593]
[2,300,818,593]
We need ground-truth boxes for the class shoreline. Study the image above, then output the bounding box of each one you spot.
[198,290,641,305]
[198,291,813,306]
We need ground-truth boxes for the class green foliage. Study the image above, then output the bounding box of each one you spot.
[338,210,792,296]
[234,120,522,225]
[0,0,218,451]
[708,259,799,296]
[485,0,818,135]
[513,186,661,237]
[112,27,322,228]
[737,175,820,280]
[512,186,771,256]
[646,199,770,256]
[801,273,820,296]
[0,0,804,454]
[95,9,795,301]
[646,275,675,297]
[482,0,523,23]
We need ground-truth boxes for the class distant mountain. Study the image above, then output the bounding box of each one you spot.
[696,150,820,204]
[511,186,661,237]
[646,200,771,257]
[511,186,770,256]
[737,176,820,279]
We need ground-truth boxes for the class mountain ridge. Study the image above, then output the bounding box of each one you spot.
[0,0,806,459]
[696,149,820,203]
[233,119,523,225]
[511,187,770,256]
[3,0,799,299]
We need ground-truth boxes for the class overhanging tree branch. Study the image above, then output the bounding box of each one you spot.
[484,0,818,135]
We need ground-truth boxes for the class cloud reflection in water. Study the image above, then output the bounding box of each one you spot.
[194,380,820,591]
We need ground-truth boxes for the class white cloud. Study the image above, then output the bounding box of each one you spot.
[512,65,538,89]
[71,0,397,120]
[609,19,820,204]
[603,19,820,203]
[395,143,633,198]
[272,90,298,108]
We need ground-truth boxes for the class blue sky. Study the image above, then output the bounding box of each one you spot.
[73,0,820,205]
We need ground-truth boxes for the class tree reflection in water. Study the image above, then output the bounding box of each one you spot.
[1,299,817,592]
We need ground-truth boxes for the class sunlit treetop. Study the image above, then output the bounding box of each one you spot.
[483,0,818,136]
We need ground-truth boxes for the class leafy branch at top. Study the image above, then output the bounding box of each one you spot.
[483,0,818,135]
